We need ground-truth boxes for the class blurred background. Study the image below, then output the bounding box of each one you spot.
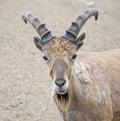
[0,0,120,121]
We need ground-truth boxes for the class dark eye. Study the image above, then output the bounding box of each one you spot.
[71,54,77,60]
[43,56,49,61]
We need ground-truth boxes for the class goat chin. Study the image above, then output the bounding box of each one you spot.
[53,91,71,111]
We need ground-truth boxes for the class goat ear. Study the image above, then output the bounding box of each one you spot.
[34,36,43,52]
[76,32,85,50]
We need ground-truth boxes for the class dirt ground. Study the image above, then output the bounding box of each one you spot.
[0,0,120,121]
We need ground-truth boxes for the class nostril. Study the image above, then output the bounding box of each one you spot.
[55,80,66,88]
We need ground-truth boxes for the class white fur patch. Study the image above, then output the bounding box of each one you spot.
[75,62,92,84]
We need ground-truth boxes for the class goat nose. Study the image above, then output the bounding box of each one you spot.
[55,80,66,88]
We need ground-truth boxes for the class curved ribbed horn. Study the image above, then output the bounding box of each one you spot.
[62,8,98,43]
[22,12,56,45]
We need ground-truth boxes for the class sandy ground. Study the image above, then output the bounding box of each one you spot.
[0,0,120,121]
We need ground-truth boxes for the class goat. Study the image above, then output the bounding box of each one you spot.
[22,9,120,121]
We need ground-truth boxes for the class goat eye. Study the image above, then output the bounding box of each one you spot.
[71,54,77,60]
[43,56,49,61]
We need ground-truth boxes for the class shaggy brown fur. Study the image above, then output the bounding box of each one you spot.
[43,37,120,121]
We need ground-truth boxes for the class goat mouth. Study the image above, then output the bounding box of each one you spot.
[56,89,68,95]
